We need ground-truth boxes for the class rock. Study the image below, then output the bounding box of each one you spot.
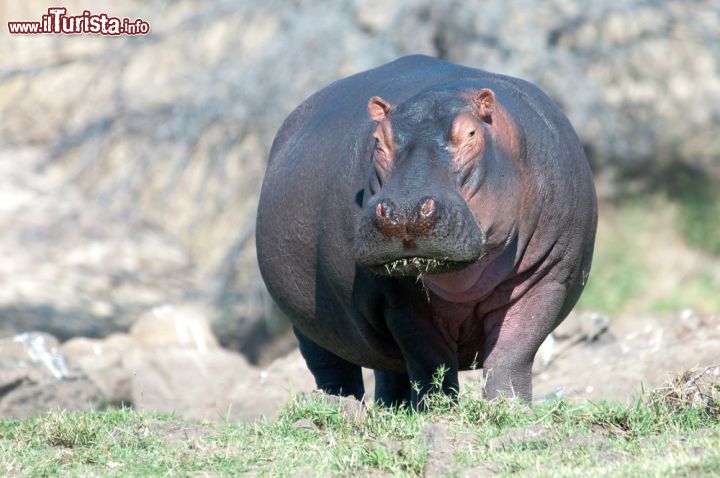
[0,332,77,414]
[292,418,317,431]
[60,334,135,406]
[0,377,103,419]
[0,149,201,341]
[378,438,403,455]
[130,304,219,351]
[119,339,313,422]
[292,391,366,422]
[535,311,612,371]
[250,348,316,407]
[553,311,610,343]
[57,317,315,422]
[675,308,704,335]
[322,394,366,420]
[123,346,255,422]
[579,312,611,342]
[59,305,222,408]
[0,333,70,387]
[0,332,104,418]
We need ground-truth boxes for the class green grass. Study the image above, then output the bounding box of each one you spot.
[648,270,720,315]
[576,208,647,314]
[576,198,652,315]
[664,162,720,257]
[1,374,718,477]
[577,191,720,316]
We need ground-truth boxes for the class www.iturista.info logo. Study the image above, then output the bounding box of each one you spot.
[7,7,150,35]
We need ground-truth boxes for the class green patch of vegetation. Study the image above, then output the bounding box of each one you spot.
[664,163,720,257]
[649,270,720,314]
[577,179,720,316]
[576,199,650,315]
[1,370,718,477]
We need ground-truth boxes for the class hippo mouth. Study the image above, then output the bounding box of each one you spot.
[370,256,473,277]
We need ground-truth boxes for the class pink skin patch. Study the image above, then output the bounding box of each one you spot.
[425,260,485,294]
[423,260,489,303]
[423,246,512,303]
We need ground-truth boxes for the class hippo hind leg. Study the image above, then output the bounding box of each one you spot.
[374,369,411,407]
[293,327,365,400]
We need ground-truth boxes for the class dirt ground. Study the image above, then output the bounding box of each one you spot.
[1,307,718,421]
[529,311,720,404]
[346,309,720,405]
[341,309,720,405]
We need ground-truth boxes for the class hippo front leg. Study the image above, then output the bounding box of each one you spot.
[482,282,568,401]
[384,304,459,409]
[374,369,412,407]
[293,327,365,400]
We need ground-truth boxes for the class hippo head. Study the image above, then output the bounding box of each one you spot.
[354,85,524,295]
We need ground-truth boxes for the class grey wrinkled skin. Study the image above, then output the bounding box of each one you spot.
[256,55,597,408]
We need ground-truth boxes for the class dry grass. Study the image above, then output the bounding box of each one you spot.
[643,366,720,417]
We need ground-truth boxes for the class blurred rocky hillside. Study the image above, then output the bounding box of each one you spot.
[1,0,718,357]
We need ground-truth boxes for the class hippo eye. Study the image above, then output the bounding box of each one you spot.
[468,130,475,137]
[374,138,382,150]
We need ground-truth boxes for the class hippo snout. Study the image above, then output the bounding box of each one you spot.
[355,194,485,277]
[373,196,440,245]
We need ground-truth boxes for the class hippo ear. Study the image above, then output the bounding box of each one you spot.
[368,96,393,122]
[473,88,496,122]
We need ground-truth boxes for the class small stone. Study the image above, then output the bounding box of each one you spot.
[292,418,317,431]
[676,309,703,334]
[301,393,366,421]
[578,312,610,342]
[379,438,402,454]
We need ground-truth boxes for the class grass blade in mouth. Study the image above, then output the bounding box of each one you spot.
[373,256,466,277]
[386,257,446,272]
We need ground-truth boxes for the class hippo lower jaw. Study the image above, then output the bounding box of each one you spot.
[369,256,473,277]
[422,259,489,302]
[423,241,515,303]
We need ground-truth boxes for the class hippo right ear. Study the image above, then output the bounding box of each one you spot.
[472,88,496,123]
[368,96,394,122]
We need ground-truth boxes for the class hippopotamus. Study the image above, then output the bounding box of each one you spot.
[256,55,597,408]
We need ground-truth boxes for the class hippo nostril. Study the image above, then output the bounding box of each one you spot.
[376,199,396,221]
[406,196,439,237]
[373,199,404,237]
[419,197,436,218]
[376,202,385,218]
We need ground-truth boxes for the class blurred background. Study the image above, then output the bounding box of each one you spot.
[0,0,718,419]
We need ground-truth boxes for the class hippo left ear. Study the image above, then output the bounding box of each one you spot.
[368,96,394,122]
[473,88,496,122]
